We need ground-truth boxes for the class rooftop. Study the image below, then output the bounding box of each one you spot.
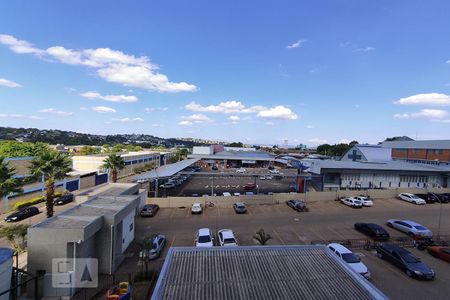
[134,158,199,180]
[380,140,450,150]
[188,150,275,161]
[152,246,387,300]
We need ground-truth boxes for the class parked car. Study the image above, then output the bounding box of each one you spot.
[427,246,450,263]
[233,192,241,196]
[195,228,214,247]
[265,175,273,180]
[386,219,433,238]
[340,197,363,208]
[191,203,203,214]
[352,196,373,207]
[437,193,450,203]
[269,169,280,174]
[286,200,307,212]
[244,183,256,190]
[268,165,275,170]
[415,193,438,204]
[5,206,39,222]
[236,168,246,173]
[354,223,390,240]
[140,204,160,217]
[53,193,74,206]
[376,244,435,280]
[259,175,266,180]
[327,243,371,279]
[148,234,166,260]
[222,192,232,197]
[245,192,254,196]
[398,193,426,205]
[217,229,238,246]
[212,165,218,170]
[233,202,247,214]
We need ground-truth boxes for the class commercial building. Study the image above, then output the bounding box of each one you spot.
[151,246,387,300]
[0,248,13,300]
[305,144,450,191]
[72,150,174,177]
[189,146,275,168]
[27,183,145,298]
[380,139,450,164]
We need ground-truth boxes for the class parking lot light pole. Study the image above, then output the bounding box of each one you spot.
[210,176,214,196]
[437,197,443,239]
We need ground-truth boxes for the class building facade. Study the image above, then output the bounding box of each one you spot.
[381,140,450,164]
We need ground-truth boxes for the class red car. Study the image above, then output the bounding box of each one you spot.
[244,183,256,190]
[427,246,450,263]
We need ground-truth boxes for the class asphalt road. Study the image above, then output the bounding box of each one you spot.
[135,198,450,300]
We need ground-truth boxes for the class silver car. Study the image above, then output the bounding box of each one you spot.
[148,234,167,260]
[386,219,432,238]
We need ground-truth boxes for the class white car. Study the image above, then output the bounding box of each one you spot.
[222,192,232,197]
[269,169,280,174]
[265,175,273,180]
[195,228,214,247]
[353,196,373,207]
[236,168,246,173]
[259,175,266,180]
[341,197,363,208]
[217,229,238,246]
[160,182,175,189]
[233,192,241,196]
[328,243,370,279]
[398,193,426,205]
[387,219,433,238]
[191,203,203,214]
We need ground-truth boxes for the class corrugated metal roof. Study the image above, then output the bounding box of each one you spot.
[341,145,392,162]
[380,140,450,150]
[152,246,387,300]
[133,158,199,180]
[188,151,275,162]
[304,158,450,173]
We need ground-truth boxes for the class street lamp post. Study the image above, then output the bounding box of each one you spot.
[437,196,443,239]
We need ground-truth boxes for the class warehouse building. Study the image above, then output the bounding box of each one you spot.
[188,146,275,168]
[380,139,450,164]
[305,144,450,191]
[27,183,145,298]
[151,246,387,300]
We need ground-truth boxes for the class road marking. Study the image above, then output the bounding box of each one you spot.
[327,227,346,240]
[291,228,307,243]
[308,227,328,241]
[272,228,285,245]
[169,208,175,219]
[217,205,221,217]
[185,208,191,217]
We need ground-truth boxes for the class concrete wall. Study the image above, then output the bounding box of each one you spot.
[79,174,96,190]
[148,188,450,208]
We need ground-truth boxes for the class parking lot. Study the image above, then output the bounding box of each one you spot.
[135,197,450,300]
[159,167,299,197]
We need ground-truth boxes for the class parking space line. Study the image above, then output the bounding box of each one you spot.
[327,227,347,240]
[308,227,328,241]
[272,228,285,245]
[169,236,176,248]
[169,209,175,219]
[217,206,221,217]
[291,228,306,243]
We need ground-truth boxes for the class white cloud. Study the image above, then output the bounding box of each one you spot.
[39,108,73,116]
[229,115,240,121]
[151,123,163,127]
[308,138,327,144]
[265,121,275,126]
[0,34,44,55]
[0,34,197,93]
[145,107,169,112]
[185,101,257,114]
[91,106,116,113]
[286,39,306,49]
[394,93,450,106]
[80,106,88,111]
[432,119,450,123]
[80,91,138,103]
[306,125,314,129]
[394,109,448,119]
[446,60,450,64]
[0,78,22,88]
[0,113,41,120]
[257,105,298,120]
[180,114,212,123]
[354,46,375,52]
[178,120,193,126]
[339,139,352,144]
[111,117,144,122]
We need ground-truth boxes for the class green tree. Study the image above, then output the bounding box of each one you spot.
[0,141,51,158]
[253,229,272,245]
[226,142,244,147]
[78,146,101,155]
[0,224,30,252]
[0,157,23,200]
[29,151,72,218]
[103,153,125,183]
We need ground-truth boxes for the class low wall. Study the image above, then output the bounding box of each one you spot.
[148,188,450,208]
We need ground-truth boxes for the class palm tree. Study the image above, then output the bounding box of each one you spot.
[103,153,125,183]
[253,229,272,245]
[0,157,23,203]
[0,224,30,251]
[29,151,72,218]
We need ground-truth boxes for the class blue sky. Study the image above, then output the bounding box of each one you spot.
[1,0,450,146]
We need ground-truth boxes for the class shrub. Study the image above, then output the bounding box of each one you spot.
[13,192,62,210]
